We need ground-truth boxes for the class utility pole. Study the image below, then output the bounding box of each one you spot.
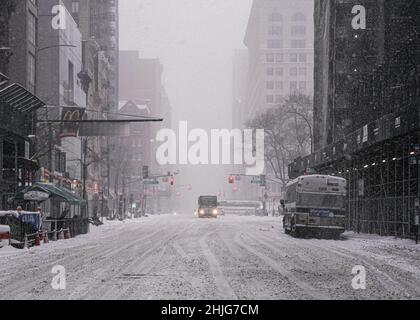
[82,137,88,217]
[48,122,53,182]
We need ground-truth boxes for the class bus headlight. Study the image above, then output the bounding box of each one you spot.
[199,209,205,215]
[213,209,218,215]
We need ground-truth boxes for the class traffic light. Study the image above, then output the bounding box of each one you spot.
[170,175,175,186]
[142,166,149,179]
[228,175,235,184]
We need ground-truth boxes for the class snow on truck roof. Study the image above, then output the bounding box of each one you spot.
[286,175,346,188]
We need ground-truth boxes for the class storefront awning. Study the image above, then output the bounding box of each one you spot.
[0,72,8,89]
[0,83,45,113]
[15,183,86,204]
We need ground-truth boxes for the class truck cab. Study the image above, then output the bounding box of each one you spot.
[196,196,219,218]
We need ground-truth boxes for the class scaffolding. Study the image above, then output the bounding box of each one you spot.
[314,132,419,239]
[289,124,419,240]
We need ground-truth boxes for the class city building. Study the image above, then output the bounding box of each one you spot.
[0,1,45,209]
[67,0,119,218]
[117,100,152,215]
[242,0,314,207]
[289,0,420,239]
[8,0,38,94]
[232,49,248,130]
[37,0,86,188]
[231,49,259,201]
[119,51,173,213]
[244,0,314,121]
[0,1,16,76]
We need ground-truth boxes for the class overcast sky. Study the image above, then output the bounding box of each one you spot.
[119,0,252,128]
[119,0,253,207]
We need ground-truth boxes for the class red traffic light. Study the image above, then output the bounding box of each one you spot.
[228,175,235,184]
[170,176,175,186]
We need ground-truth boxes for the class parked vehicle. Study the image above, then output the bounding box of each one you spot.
[218,200,263,216]
[196,196,219,218]
[282,175,347,239]
[0,224,11,248]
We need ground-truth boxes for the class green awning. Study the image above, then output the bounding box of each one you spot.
[15,183,86,204]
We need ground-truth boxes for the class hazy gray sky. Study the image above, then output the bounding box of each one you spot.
[119,0,253,207]
[119,0,252,128]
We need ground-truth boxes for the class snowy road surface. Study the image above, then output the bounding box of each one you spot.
[0,214,419,300]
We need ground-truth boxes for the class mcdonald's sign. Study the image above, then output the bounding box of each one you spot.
[60,107,85,138]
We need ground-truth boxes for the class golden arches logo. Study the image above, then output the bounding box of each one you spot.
[63,110,81,121]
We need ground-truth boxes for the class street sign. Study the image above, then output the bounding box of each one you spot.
[251,179,266,186]
[144,179,159,185]
[24,191,49,201]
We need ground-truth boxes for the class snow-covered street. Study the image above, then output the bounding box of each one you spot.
[0,214,419,300]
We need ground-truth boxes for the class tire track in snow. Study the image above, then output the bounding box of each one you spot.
[253,230,415,299]
[234,232,330,300]
[79,218,195,300]
[7,220,175,299]
[66,222,180,300]
[199,231,238,300]
[112,221,195,300]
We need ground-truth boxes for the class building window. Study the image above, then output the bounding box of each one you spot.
[27,53,36,93]
[291,25,306,36]
[266,81,274,90]
[299,53,307,62]
[290,53,298,62]
[299,81,307,90]
[72,0,80,13]
[269,12,282,22]
[289,67,298,76]
[291,40,306,48]
[290,81,298,91]
[292,12,306,22]
[266,53,274,63]
[299,67,307,76]
[267,67,274,76]
[275,67,283,76]
[275,95,282,103]
[275,53,284,63]
[275,81,283,90]
[266,95,274,103]
[28,12,37,46]
[267,40,282,48]
[268,26,282,36]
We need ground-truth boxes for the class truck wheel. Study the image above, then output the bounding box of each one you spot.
[291,220,300,238]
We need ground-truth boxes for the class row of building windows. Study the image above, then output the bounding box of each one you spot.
[266,67,308,77]
[267,40,306,49]
[266,53,308,63]
[266,81,307,92]
[268,25,306,36]
[266,84,307,103]
[268,12,306,22]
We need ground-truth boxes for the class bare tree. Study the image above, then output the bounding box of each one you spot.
[247,93,313,188]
